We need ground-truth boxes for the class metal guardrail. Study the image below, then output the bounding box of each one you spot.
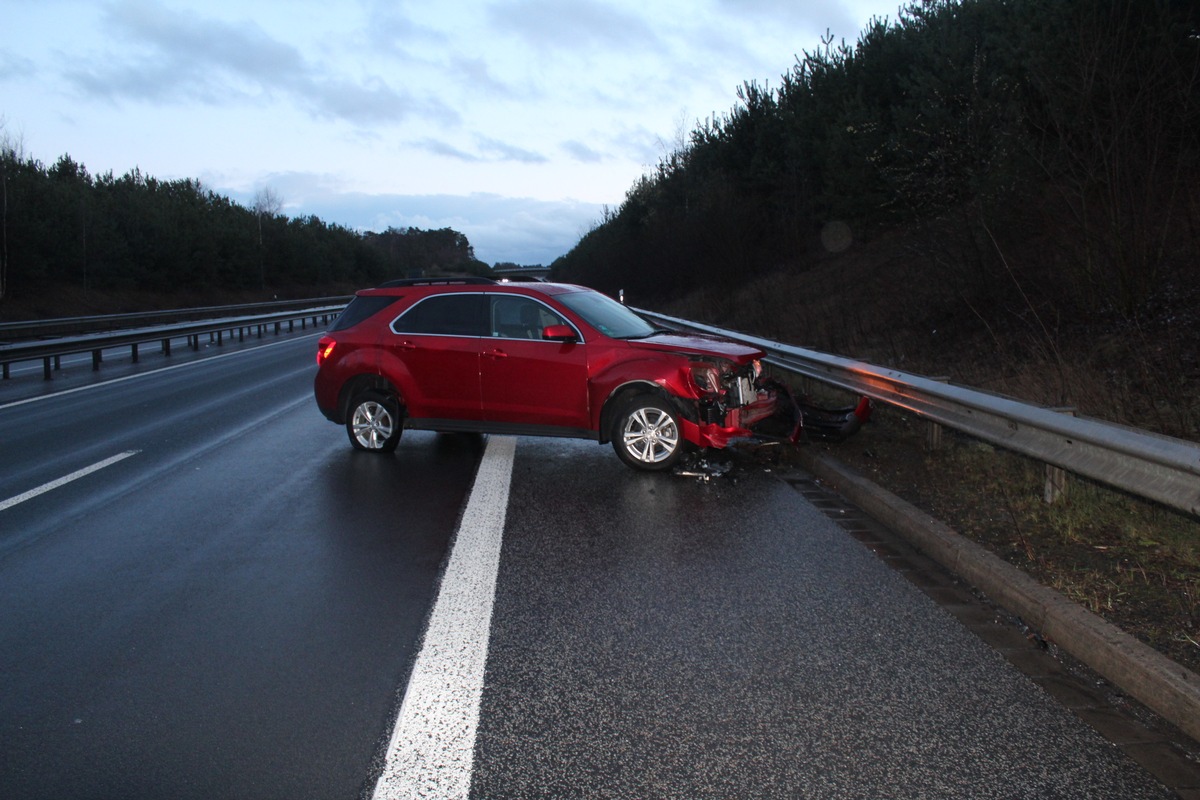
[0,304,347,380]
[637,309,1200,519]
[0,297,352,341]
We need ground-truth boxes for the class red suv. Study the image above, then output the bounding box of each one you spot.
[314,278,781,470]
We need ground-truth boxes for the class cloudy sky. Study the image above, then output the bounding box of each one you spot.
[3,0,902,266]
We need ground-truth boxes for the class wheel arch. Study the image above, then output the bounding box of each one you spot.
[598,380,694,445]
[337,374,404,424]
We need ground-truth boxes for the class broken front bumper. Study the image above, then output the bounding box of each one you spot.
[681,380,873,449]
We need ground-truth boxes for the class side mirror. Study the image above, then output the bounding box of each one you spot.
[542,324,577,342]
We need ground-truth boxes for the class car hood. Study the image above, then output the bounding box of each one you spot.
[625,332,764,363]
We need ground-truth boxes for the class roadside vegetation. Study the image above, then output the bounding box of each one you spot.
[0,141,493,316]
[555,0,1199,343]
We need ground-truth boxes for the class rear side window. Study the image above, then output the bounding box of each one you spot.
[330,296,402,332]
[391,294,487,337]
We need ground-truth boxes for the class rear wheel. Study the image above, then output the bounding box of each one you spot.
[611,394,684,471]
[346,390,402,453]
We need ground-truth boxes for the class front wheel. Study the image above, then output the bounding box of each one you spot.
[346,390,402,453]
[611,394,685,471]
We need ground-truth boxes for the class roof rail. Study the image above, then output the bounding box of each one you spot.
[376,276,496,288]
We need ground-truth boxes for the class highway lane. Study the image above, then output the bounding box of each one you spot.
[467,438,1174,799]
[0,320,339,408]
[0,336,484,799]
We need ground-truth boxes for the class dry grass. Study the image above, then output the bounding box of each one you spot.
[820,407,1200,673]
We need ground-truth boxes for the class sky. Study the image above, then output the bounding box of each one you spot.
[2,0,902,266]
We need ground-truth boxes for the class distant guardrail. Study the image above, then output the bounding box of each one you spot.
[0,297,352,341]
[637,308,1200,519]
[0,303,348,380]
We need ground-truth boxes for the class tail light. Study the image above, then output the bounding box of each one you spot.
[316,336,336,365]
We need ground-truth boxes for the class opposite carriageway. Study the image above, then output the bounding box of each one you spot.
[0,299,349,381]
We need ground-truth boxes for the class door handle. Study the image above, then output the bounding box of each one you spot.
[396,340,417,350]
[484,349,508,359]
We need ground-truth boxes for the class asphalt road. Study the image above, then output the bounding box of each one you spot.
[0,333,1176,798]
[1,335,484,799]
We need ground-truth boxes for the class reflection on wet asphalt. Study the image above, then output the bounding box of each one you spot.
[470,437,1172,799]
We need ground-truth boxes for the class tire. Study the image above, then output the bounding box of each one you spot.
[346,390,402,453]
[611,394,685,471]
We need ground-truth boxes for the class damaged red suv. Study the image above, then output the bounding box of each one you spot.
[313,277,790,471]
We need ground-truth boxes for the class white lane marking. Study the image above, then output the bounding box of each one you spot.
[0,333,323,411]
[371,435,516,800]
[0,450,140,512]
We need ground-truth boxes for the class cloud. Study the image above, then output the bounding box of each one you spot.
[477,136,547,163]
[0,50,37,82]
[91,1,306,96]
[414,138,483,162]
[327,191,604,266]
[59,0,453,126]
[487,0,663,53]
[303,76,456,126]
[412,134,548,164]
[561,140,605,163]
[714,0,862,33]
[447,56,522,100]
[361,0,449,54]
[226,176,604,265]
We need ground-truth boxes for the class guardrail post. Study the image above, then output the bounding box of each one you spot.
[131,344,139,364]
[43,357,52,380]
[925,377,951,451]
[92,349,102,371]
[162,338,171,356]
[3,363,9,379]
[1044,407,1078,504]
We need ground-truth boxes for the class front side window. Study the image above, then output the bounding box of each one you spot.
[489,296,570,340]
[391,294,486,336]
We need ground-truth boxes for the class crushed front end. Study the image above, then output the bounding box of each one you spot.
[680,357,781,449]
[678,357,873,448]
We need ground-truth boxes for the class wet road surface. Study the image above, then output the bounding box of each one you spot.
[0,336,1178,798]
[465,437,1172,799]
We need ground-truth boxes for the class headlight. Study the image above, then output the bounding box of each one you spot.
[690,364,721,394]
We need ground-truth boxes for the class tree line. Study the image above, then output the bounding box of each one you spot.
[552,0,1200,320]
[0,144,490,310]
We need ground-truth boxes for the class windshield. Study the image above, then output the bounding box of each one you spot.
[556,290,657,339]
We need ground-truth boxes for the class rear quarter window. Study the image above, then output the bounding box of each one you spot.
[391,294,487,337]
[330,296,402,331]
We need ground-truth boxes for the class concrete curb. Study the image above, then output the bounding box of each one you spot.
[793,447,1200,745]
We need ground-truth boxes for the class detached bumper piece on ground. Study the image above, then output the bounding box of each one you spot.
[753,378,873,444]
